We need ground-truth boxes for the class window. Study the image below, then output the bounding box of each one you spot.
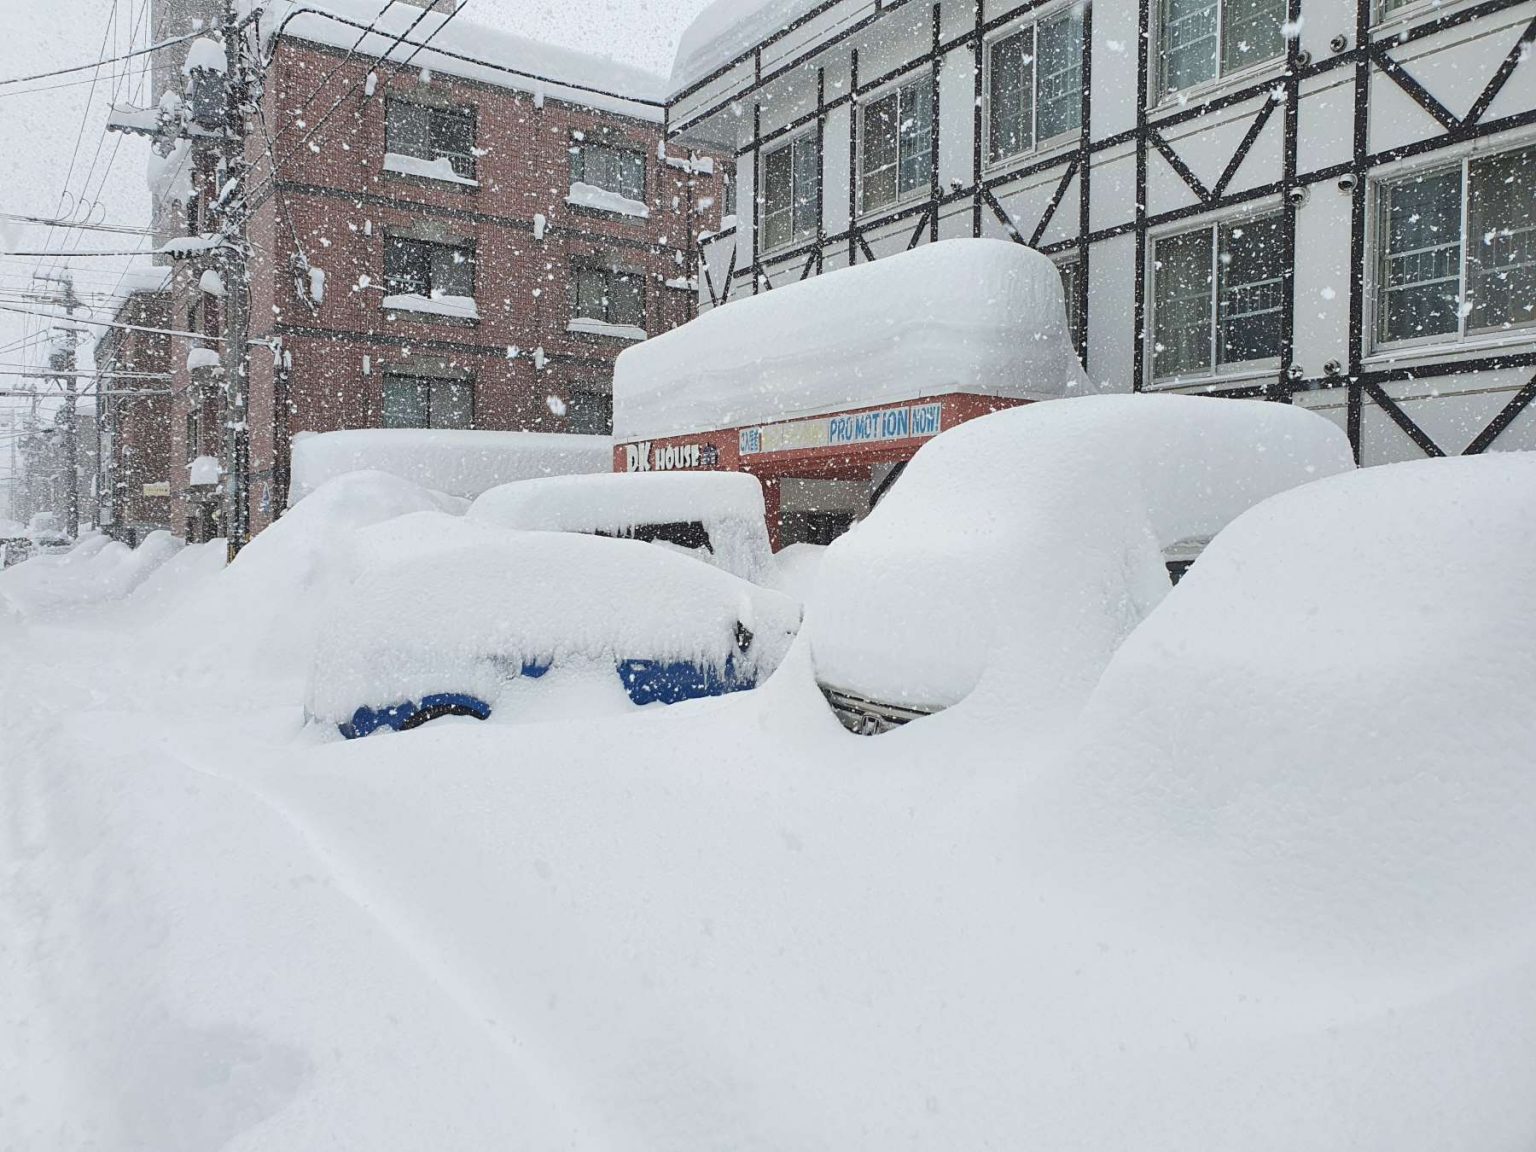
[1377,144,1536,344]
[1057,258,1084,357]
[1152,212,1285,379]
[860,75,933,214]
[382,374,475,429]
[760,133,819,252]
[386,99,477,180]
[567,389,613,435]
[185,410,201,463]
[988,8,1086,165]
[573,266,646,327]
[384,236,475,299]
[570,143,646,202]
[1159,0,1285,97]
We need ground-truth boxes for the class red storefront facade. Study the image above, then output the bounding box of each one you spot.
[614,392,1030,548]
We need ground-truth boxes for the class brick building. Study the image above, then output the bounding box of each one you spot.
[152,0,729,537]
[95,275,175,544]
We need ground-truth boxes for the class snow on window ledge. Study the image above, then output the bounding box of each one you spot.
[383,153,479,187]
[567,316,647,342]
[565,181,650,219]
[382,293,481,322]
[187,455,222,487]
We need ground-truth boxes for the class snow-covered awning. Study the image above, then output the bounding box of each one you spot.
[613,239,1100,441]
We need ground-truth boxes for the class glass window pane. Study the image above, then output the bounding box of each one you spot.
[1154,228,1215,378]
[574,268,606,320]
[762,143,793,250]
[1162,0,1219,93]
[431,381,475,429]
[791,135,820,240]
[610,274,645,326]
[1037,13,1084,142]
[621,152,646,200]
[1467,145,1536,333]
[431,244,474,297]
[432,108,476,178]
[1380,169,1463,342]
[386,100,431,159]
[1217,213,1285,363]
[897,79,933,196]
[1058,260,1084,356]
[989,30,1034,162]
[1221,0,1285,74]
[861,92,899,212]
[383,377,429,428]
[385,238,430,296]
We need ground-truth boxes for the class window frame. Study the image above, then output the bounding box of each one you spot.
[380,372,476,430]
[757,128,821,256]
[569,141,648,204]
[571,263,648,328]
[383,235,477,301]
[984,4,1088,172]
[1370,142,1536,353]
[1147,206,1287,386]
[1055,255,1085,359]
[384,97,479,181]
[1155,0,1287,103]
[857,71,935,218]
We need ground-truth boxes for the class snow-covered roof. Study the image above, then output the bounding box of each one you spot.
[257,0,668,121]
[671,0,822,92]
[288,429,613,504]
[613,239,1099,440]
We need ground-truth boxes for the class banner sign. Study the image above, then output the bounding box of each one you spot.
[739,402,943,457]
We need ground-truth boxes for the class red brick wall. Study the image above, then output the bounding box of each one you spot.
[225,37,730,533]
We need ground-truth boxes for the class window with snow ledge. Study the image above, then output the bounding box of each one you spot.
[571,264,646,339]
[384,235,477,322]
[382,372,475,430]
[1157,0,1286,100]
[386,98,478,182]
[568,142,647,216]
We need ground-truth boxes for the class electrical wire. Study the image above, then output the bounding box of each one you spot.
[0,31,201,88]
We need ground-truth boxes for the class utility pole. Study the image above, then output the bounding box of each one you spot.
[39,274,82,538]
[215,0,254,560]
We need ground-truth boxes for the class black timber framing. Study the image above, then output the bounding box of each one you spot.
[682,0,1536,461]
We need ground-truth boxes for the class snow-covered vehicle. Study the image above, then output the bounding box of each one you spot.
[809,393,1355,735]
[468,470,774,584]
[305,514,800,738]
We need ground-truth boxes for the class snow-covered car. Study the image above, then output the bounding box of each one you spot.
[468,470,774,584]
[809,393,1355,735]
[305,514,800,738]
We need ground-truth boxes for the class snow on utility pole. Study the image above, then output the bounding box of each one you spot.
[213,0,254,560]
[39,274,82,538]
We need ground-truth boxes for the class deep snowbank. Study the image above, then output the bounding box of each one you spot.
[0,530,184,617]
[613,239,1096,439]
[1026,452,1536,977]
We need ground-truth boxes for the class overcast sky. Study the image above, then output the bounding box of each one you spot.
[0,0,712,509]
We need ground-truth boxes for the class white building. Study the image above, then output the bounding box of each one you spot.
[667,0,1536,465]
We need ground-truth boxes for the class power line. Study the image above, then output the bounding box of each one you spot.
[0,31,201,89]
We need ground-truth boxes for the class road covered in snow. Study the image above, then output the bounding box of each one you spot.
[2,453,1535,1150]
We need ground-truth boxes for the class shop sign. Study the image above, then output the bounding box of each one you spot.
[142,481,171,498]
[623,440,721,472]
[739,402,943,457]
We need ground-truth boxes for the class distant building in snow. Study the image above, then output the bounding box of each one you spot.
[94,271,175,545]
[148,0,729,539]
[665,0,1536,477]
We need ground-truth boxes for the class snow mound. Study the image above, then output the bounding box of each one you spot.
[613,238,1098,440]
[306,517,802,725]
[468,471,774,583]
[810,393,1355,722]
[1027,451,1536,974]
[0,531,184,617]
[289,429,612,505]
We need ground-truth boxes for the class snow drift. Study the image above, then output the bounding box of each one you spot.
[305,516,801,726]
[287,429,612,504]
[613,238,1097,440]
[809,393,1355,723]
